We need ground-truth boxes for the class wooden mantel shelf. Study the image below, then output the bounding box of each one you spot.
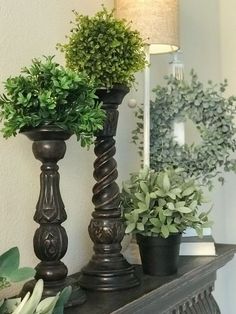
[66,244,236,314]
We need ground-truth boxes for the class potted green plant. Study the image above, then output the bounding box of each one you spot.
[121,167,212,276]
[57,7,147,289]
[0,56,103,301]
[0,247,71,314]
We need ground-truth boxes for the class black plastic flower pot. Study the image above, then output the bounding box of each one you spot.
[136,233,182,276]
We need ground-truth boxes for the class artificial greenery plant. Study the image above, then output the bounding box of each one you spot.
[58,7,147,89]
[0,56,105,147]
[121,167,212,239]
[0,247,71,314]
[132,71,236,189]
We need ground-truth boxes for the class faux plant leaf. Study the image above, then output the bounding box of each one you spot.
[137,223,145,231]
[166,202,175,210]
[36,295,59,314]
[0,247,19,277]
[8,267,35,282]
[149,192,157,199]
[12,293,30,314]
[178,207,192,213]
[150,218,161,227]
[145,193,150,208]
[137,202,147,212]
[134,192,145,202]
[189,200,198,210]
[53,286,72,313]
[151,227,161,234]
[15,279,43,314]
[168,225,179,233]
[140,182,148,194]
[182,187,195,196]
[125,223,136,234]
[161,225,169,238]
[162,173,170,192]
[3,299,21,313]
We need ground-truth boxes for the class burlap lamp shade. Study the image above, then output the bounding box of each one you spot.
[115,0,179,54]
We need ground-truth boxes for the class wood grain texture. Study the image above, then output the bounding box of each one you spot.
[66,244,236,314]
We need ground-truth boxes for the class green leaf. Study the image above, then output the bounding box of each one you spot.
[189,200,197,210]
[125,223,136,234]
[0,247,19,277]
[134,192,145,201]
[168,225,179,233]
[150,218,161,227]
[15,280,43,314]
[36,295,59,314]
[161,225,169,238]
[8,267,35,282]
[137,202,147,212]
[151,227,161,234]
[149,192,157,199]
[182,186,195,197]
[178,207,192,213]
[166,202,175,210]
[53,286,72,314]
[162,173,170,192]
[137,223,145,231]
[145,193,150,208]
[140,182,148,194]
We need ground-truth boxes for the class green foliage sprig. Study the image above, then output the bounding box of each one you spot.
[0,247,35,291]
[0,56,105,147]
[132,71,236,189]
[57,7,147,89]
[0,247,70,314]
[121,167,212,238]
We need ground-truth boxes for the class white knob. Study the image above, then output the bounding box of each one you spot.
[128,98,137,108]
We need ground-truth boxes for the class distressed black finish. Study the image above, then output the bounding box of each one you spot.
[136,233,182,276]
[66,244,236,314]
[20,126,86,306]
[79,85,139,290]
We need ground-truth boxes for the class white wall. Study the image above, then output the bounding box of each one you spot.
[0,0,140,297]
[1,0,236,312]
[150,1,236,313]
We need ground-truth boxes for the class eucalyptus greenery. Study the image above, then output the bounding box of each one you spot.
[121,167,212,238]
[0,56,105,147]
[132,71,236,189]
[57,7,146,89]
[0,247,71,314]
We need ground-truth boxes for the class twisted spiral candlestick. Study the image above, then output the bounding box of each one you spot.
[79,85,139,290]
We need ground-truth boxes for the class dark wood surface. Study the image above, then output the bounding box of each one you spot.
[65,244,236,314]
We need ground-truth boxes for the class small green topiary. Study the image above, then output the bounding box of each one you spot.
[0,56,105,147]
[57,7,147,89]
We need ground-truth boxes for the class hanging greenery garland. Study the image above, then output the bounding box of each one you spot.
[132,71,236,190]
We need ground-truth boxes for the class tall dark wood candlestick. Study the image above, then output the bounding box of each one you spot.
[79,85,139,291]
[21,126,86,306]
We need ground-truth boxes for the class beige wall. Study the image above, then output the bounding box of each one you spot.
[150,1,236,312]
[1,0,236,312]
[0,0,140,294]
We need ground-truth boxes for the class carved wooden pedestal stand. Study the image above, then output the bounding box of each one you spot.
[79,86,139,291]
[20,126,86,306]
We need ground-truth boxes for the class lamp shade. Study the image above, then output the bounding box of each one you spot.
[115,0,179,54]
